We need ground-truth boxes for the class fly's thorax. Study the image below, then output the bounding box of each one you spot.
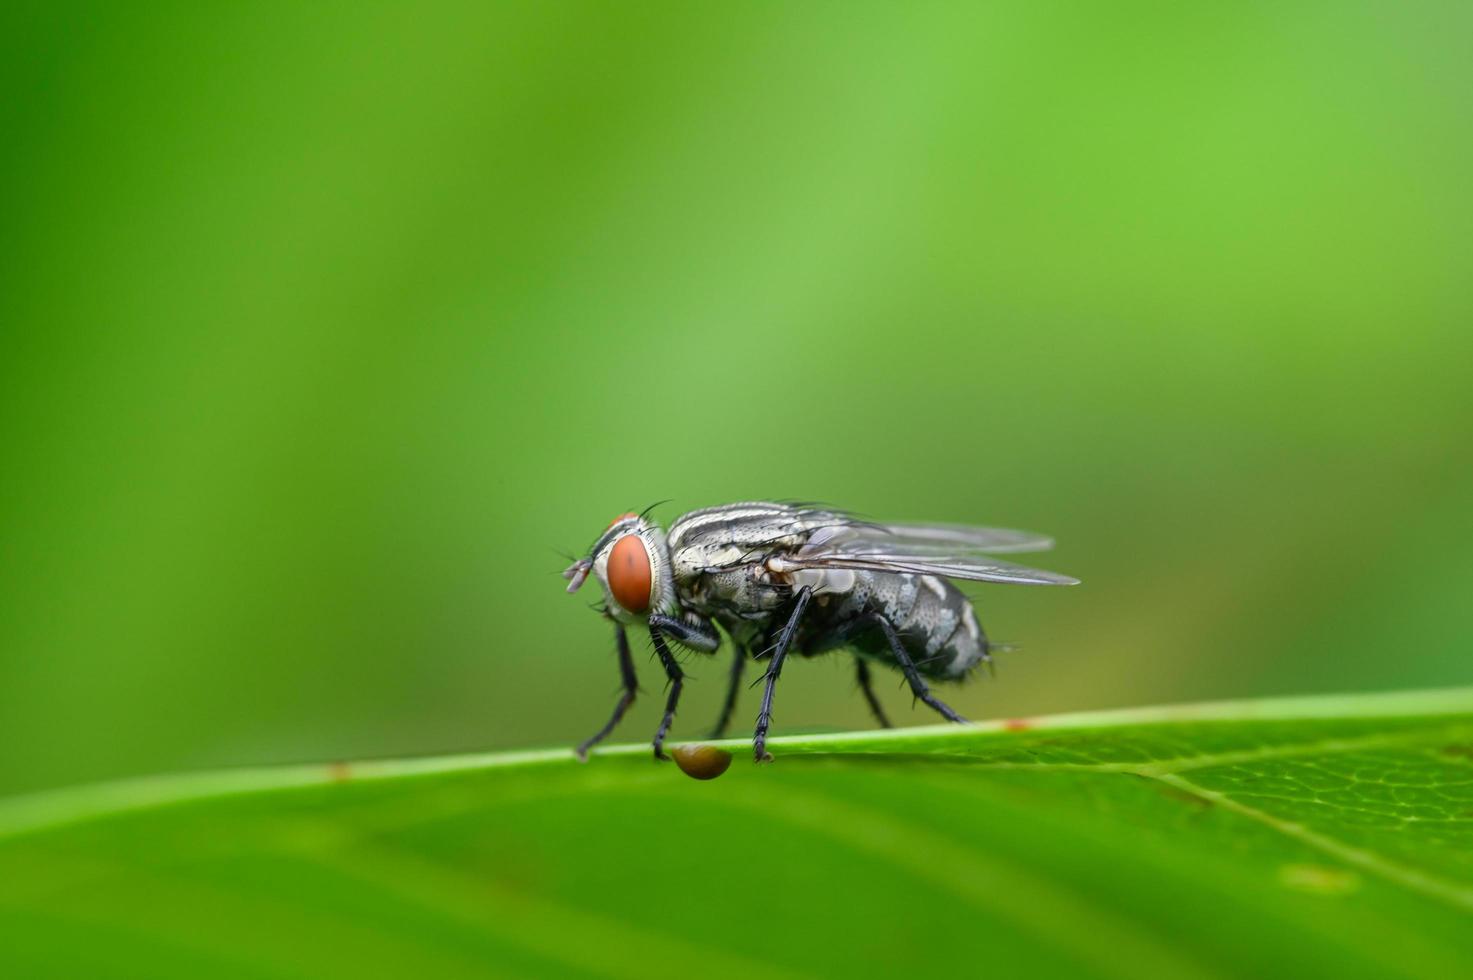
[665,502,865,624]
[666,502,839,586]
[687,565,787,620]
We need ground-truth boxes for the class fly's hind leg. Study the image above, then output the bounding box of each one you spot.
[854,657,892,729]
[869,614,968,724]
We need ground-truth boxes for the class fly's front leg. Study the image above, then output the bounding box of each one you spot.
[648,611,728,742]
[855,657,892,729]
[648,625,685,760]
[870,613,967,724]
[575,624,638,761]
[708,644,746,739]
[648,613,720,653]
[753,586,813,763]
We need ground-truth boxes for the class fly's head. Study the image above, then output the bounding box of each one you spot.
[562,511,676,623]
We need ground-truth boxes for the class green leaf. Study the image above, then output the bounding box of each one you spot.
[4,688,1473,980]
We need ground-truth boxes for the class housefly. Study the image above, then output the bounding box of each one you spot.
[562,502,1078,763]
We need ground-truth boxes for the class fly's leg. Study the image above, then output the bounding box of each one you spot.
[871,613,968,724]
[647,613,719,756]
[648,613,720,653]
[855,657,892,729]
[753,585,813,763]
[707,644,746,739]
[575,624,638,761]
[649,625,685,760]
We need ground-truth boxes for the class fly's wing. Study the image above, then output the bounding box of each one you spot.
[863,523,1055,554]
[672,505,1077,584]
[775,549,1079,586]
[777,549,1078,585]
[774,521,1079,586]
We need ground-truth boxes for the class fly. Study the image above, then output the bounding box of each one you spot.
[562,502,1078,763]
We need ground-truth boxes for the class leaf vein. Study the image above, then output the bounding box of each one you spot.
[1154,772,1473,913]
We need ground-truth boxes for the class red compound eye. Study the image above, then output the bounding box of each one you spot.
[607,534,652,613]
[606,512,638,529]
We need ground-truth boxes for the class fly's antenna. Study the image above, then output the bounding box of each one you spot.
[563,556,594,592]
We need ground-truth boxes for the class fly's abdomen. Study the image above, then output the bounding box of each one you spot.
[827,570,989,679]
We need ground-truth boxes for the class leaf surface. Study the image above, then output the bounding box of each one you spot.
[4,689,1473,979]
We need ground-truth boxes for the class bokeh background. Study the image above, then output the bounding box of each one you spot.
[3,2,1471,797]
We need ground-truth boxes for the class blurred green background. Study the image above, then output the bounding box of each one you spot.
[3,1,1470,797]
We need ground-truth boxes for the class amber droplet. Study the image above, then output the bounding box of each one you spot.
[672,744,733,780]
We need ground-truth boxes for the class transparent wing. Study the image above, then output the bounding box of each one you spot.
[776,548,1079,586]
[679,505,1079,584]
[862,523,1055,554]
